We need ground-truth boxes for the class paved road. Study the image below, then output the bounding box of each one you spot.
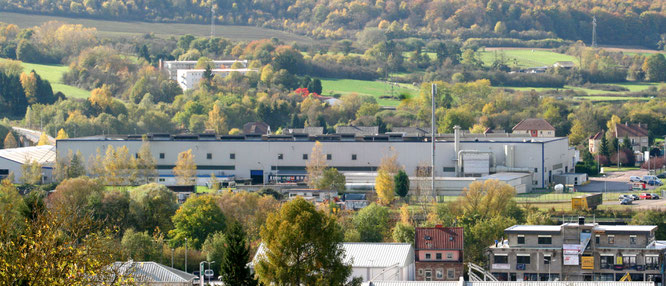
[577,170,659,193]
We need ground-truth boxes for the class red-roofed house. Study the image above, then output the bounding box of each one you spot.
[512,118,555,137]
[588,131,604,154]
[414,226,464,281]
[614,122,649,152]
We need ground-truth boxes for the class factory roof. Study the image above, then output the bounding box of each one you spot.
[0,145,56,166]
[104,261,195,283]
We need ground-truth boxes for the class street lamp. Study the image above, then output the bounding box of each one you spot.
[184,238,188,273]
[199,261,215,286]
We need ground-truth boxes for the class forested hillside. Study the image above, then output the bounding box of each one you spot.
[2,0,666,47]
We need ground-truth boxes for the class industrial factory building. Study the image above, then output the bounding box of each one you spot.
[56,126,576,193]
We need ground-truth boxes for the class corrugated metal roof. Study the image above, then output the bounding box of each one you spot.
[342,243,413,268]
[109,261,195,283]
[0,145,55,166]
[12,127,55,145]
[415,227,463,250]
[363,282,654,286]
[254,243,414,268]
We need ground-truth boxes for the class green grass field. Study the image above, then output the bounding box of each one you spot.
[1,58,91,99]
[501,82,660,101]
[479,49,577,68]
[0,11,311,43]
[320,78,418,106]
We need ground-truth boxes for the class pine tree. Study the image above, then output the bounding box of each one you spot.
[67,152,86,179]
[600,135,610,157]
[3,132,18,149]
[219,222,257,286]
[394,170,409,198]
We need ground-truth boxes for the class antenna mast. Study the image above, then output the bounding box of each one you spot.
[431,83,436,202]
[591,16,597,48]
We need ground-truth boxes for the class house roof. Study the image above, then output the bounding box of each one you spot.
[391,127,430,136]
[615,123,648,138]
[341,243,414,268]
[589,131,604,140]
[106,261,196,283]
[335,126,379,136]
[415,227,464,250]
[512,118,555,131]
[254,242,414,269]
[243,122,271,135]
[0,145,56,166]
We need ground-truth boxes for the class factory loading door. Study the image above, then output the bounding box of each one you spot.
[250,170,264,185]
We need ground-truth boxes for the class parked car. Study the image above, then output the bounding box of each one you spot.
[620,198,633,205]
[657,173,666,179]
[643,175,659,182]
[631,194,640,200]
[646,180,663,186]
[651,193,660,200]
[640,193,652,200]
[619,194,632,201]
[630,176,643,182]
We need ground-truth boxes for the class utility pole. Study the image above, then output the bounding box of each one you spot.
[592,16,597,48]
[184,238,188,273]
[431,83,436,202]
[210,5,215,39]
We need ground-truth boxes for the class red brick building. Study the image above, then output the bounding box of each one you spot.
[414,226,464,281]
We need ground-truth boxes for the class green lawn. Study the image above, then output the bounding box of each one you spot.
[2,58,91,99]
[0,11,311,43]
[500,82,658,101]
[601,166,641,172]
[320,78,418,106]
[479,49,577,68]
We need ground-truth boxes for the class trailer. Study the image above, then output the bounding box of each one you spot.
[572,193,603,210]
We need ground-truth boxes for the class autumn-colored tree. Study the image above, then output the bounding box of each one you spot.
[19,71,37,104]
[568,119,587,146]
[36,132,50,146]
[169,194,226,249]
[173,149,196,185]
[21,160,43,185]
[229,128,242,135]
[135,139,157,184]
[375,169,394,205]
[206,104,229,134]
[55,128,69,139]
[89,85,113,110]
[306,141,327,188]
[3,132,17,149]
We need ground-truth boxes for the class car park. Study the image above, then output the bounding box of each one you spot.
[643,175,659,182]
[651,193,660,199]
[620,198,633,205]
[640,193,652,200]
[630,176,643,182]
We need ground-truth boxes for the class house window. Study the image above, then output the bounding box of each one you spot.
[600,255,614,269]
[158,178,165,182]
[630,235,636,245]
[207,153,212,159]
[646,256,659,267]
[447,253,453,259]
[424,270,432,281]
[302,154,308,160]
[135,153,139,158]
[326,154,332,160]
[352,154,357,160]
[517,235,525,244]
[517,255,531,264]
[595,235,600,244]
[544,256,551,265]
[608,235,614,244]
[447,269,455,279]
[159,153,165,159]
[230,153,235,160]
[538,236,552,245]
[494,255,508,264]
[436,269,443,279]
[436,253,442,260]
[623,256,636,267]
[425,253,431,260]
[278,153,283,160]
[418,269,423,275]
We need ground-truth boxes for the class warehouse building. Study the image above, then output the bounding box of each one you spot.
[161,59,248,81]
[0,145,55,184]
[56,126,576,192]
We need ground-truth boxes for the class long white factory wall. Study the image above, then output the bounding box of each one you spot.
[57,137,574,189]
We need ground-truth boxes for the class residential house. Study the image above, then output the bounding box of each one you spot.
[588,132,604,154]
[243,122,271,135]
[342,193,369,210]
[614,123,649,152]
[487,217,666,282]
[512,118,556,137]
[415,226,464,281]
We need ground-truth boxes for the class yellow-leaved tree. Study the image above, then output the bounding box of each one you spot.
[173,149,196,185]
[89,85,113,110]
[305,141,327,188]
[37,132,50,146]
[206,104,229,134]
[55,128,69,139]
[375,147,401,205]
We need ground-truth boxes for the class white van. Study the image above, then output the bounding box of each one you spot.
[643,175,659,182]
